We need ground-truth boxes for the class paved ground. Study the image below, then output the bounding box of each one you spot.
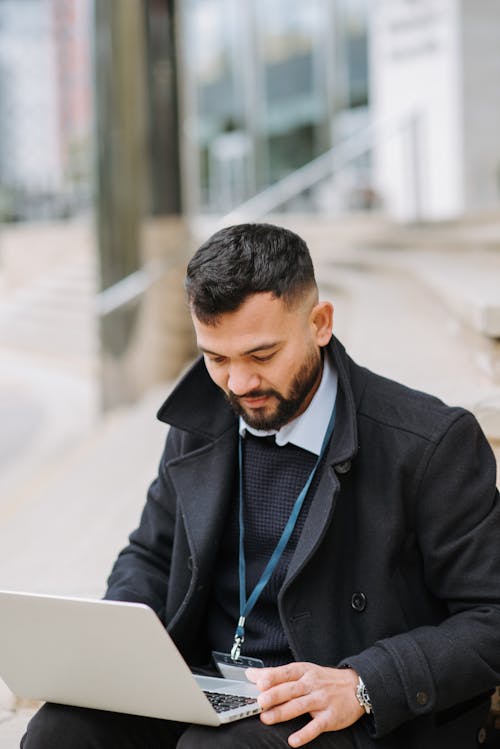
[0,708,37,747]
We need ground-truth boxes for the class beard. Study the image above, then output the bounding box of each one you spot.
[226,347,323,431]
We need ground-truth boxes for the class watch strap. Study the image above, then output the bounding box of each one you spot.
[355,675,372,714]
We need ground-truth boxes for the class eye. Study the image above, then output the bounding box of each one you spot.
[252,352,276,363]
[207,355,227,365]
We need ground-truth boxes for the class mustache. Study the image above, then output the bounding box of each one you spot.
[228,388,281,402]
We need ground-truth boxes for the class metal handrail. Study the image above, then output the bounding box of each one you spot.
[96,259,169,317]
[221,110,421,224]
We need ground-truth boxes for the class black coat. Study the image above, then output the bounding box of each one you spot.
[106,337,500,748]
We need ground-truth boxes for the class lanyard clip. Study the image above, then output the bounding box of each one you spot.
[231,616,245,661]
[231,635,243,662]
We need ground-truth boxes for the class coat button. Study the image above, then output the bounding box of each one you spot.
[335,461,351,474]
[351,592,367,612]
[416,691,428,706]
[477,727,487,745]
[187,556,193,571]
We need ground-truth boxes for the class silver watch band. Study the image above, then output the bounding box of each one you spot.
[355,675,372,714]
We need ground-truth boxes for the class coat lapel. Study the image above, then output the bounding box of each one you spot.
[158,356,239,577]
[284,338,359,586]
[284,465,340,587]
[167,425,238,575]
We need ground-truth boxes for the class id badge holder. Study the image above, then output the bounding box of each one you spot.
[212,651,264,682]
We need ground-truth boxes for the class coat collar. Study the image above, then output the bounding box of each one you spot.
[156,336,360,468]
[157,356,235,439]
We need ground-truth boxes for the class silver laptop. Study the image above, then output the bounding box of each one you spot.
[0,590,261,726]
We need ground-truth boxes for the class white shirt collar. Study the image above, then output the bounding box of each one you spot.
[239,353,338,456]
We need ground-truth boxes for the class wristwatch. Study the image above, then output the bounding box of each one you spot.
[355,676,372,715]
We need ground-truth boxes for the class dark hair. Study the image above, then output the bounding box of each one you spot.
[185,223,317,323]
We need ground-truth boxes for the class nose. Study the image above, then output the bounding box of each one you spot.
[227,363,260,396]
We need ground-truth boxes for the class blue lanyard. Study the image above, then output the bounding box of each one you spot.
[231,402,337,661]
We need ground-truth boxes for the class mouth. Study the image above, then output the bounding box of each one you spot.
[232,389,278,410]
[240,395,271,409]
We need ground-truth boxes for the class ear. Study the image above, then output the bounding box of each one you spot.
[310,301,334,346]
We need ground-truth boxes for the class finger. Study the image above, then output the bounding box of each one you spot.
[260,693,315,725]
[247,663,304,690]
[258,677,309,710]
[287,716,328,748]
[246,668,275,691]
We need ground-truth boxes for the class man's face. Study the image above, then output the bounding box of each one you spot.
[192,292,333,431]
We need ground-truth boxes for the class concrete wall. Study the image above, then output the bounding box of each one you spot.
[461,1,500,212]
[371,0,500,221]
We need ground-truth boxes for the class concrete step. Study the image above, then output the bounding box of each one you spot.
[283,212,500,338]
[0,253,98,362]
[0,351,99,507]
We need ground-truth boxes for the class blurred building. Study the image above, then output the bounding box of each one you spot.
[179,0,369,215]
[0,0,370,224]
[3,1,500,226]
[371,0,500,221]
[52,0,93,205]
[0,0,62,209]
[0,0,92,221]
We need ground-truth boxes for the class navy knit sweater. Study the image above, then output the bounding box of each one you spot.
[207,432,321,666]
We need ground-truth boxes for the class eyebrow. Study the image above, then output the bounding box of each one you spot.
[199,341,282,357]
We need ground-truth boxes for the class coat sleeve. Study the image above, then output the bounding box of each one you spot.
[104,428,181,623]
[340,411,500,738]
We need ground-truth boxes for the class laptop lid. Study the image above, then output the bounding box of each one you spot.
[0,591,260,726]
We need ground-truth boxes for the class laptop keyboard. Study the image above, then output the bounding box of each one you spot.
[204,690,258,713]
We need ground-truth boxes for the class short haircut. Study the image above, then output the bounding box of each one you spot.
[185,223,317,323]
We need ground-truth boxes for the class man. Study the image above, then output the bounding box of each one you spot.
[22,223,500,748]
